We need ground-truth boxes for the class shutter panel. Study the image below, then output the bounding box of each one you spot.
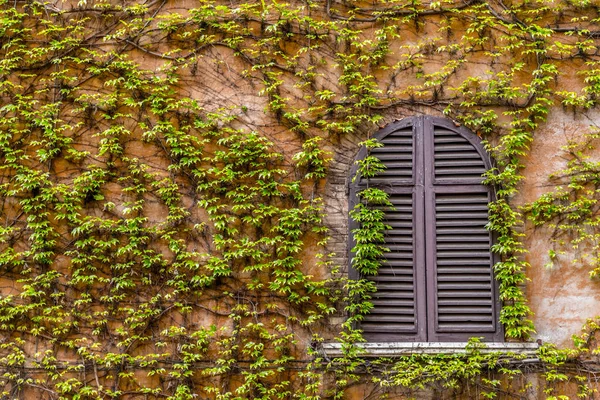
[425,117,501,342]
[361,192,422,340]
[365,126,414,185]
[353,121,426,342]
[431,190,497,337]
[433,127,487,184]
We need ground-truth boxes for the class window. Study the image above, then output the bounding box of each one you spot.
[349,116,502,342]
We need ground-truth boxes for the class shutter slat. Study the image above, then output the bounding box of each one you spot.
[437,283,492,290]
[437,290,492,298]
[384,162,413,168]
[374,291,416,299]
[436,212,487,219]
[437,236,490,242]
[435,153,482,159]
[438,299,492,306]
[436,194,488,203]
[437,243,491,250]
[438,307,492,314]
[383,260,415,267]
[363,315,416,322]
[380,170,413,176]
[372,300,416,306]
[371,276,414,282]
[435,144,482,152]
[436,204,488,211]
[437,259,490,266]
[437,168,486,175]
[384,237,414,244]
[377,269,414,275]
[361,323,416,332]
[437,267,491,274]
[382,213,413,220]
[385,245,412,252]
[380,138,412,144]
[436,160,485,167]
[384,253,415,260]
[387,222,413,229]
[436,220,488,227]
[434,129,461,136]
[438,315,493,322]
[437,251,490,257]
[437,228,488,235]
[375,283,414,291]
[372,146,412,153]
[368,307,415,315]
[372,154,412,161]
[437,276,491,282]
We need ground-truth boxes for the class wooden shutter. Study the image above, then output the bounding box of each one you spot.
[350,121,426,342]
[361,191,426,341]
[350,116,501,342]
[425,119,502,342]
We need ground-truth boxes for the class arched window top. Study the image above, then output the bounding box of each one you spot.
[352,116,493,187]
[349,116,502,343]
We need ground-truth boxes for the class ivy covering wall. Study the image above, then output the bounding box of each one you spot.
[1,0,600,398]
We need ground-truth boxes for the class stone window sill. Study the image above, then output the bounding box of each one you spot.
[320,342,540,357]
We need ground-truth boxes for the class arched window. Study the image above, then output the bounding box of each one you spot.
[349,116,503,342]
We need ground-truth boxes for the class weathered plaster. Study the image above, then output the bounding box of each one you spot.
[518,111,600,346]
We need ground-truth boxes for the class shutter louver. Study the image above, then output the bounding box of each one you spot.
[433,191,496,334]
[434,128,486,183]
[366,127,414,185]
[362,193,418,337]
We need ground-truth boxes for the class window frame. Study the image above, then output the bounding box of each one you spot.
[348,116,503,343]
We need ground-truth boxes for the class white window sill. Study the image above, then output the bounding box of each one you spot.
[320,342,540,357]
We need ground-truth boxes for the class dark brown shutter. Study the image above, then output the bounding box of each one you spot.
[361,191,426,341]
[425,118,501,342]
[427,189,500,340]
[350,116,501,342]
[350,120,426,342]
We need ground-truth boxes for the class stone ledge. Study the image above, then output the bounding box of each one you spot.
[320,342,540,357]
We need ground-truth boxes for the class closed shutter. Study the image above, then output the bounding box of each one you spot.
[350,116,501,342]
[427,190,499,341]
[351,121,426,342]
[361,191,426,342]
[425,119,501,342]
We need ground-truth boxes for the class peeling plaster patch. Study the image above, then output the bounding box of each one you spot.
[532,294,600,346]
[527,232,600,346]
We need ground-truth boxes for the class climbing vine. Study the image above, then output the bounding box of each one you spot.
[1,0,600,398]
